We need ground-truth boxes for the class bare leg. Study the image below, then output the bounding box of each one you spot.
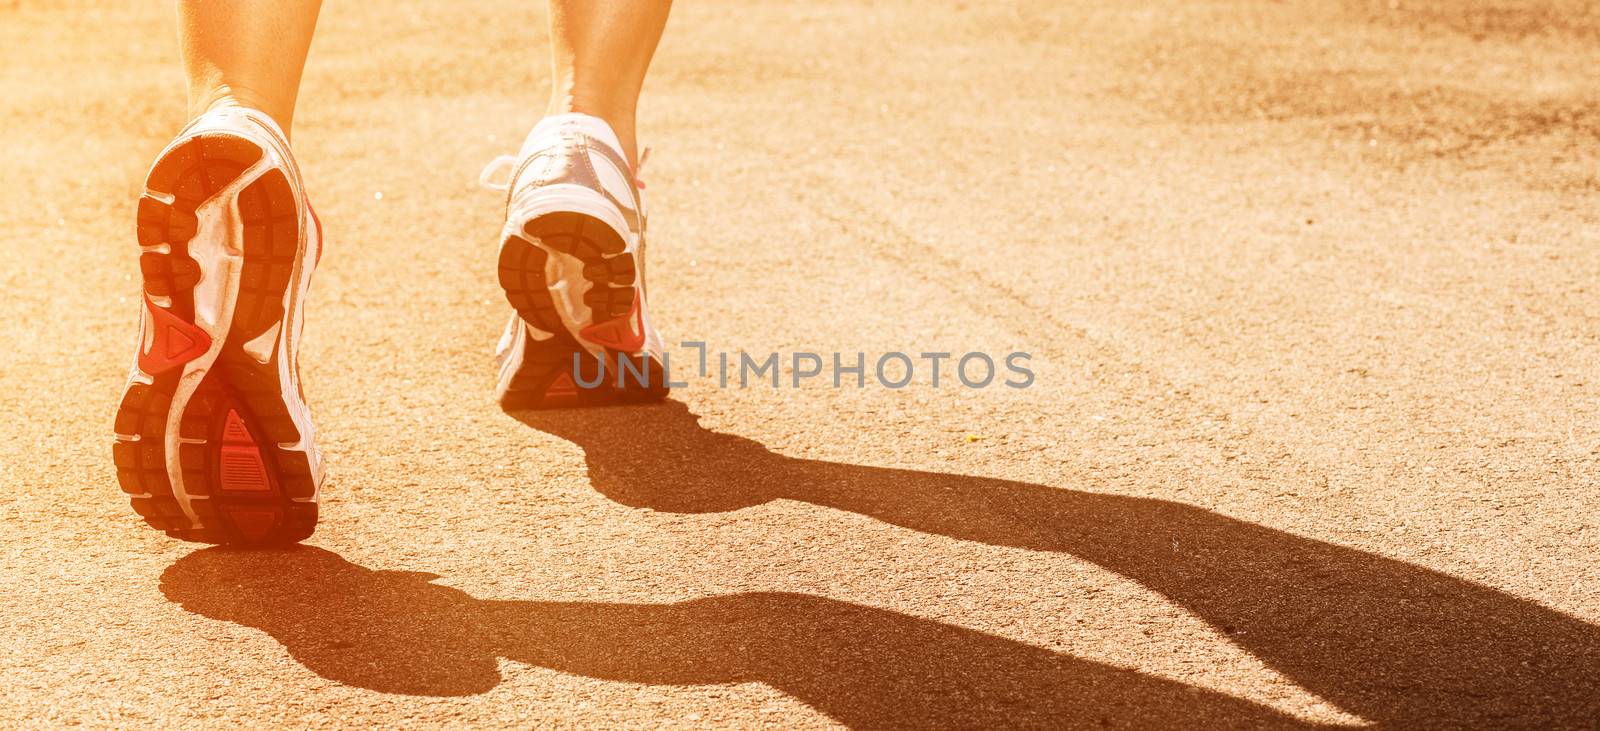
[178,0,323,135]
[546,0,673,167]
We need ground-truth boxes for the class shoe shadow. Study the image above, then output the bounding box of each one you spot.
[501,400,1600,727]
[162,546,1311,727]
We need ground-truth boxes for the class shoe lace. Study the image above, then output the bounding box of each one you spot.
[634,146,651,189]
[478,154,518,192]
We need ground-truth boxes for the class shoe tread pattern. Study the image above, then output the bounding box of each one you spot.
[114,133,317,545]
[497,212,666,410]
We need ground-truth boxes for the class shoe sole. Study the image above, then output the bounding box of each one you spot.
[497,211,668,409]
[113,133,317,545]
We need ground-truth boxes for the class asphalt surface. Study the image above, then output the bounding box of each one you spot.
[3,0,1599,727]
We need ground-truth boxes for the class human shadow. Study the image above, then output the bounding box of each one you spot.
[508,400,1600,727]
[162,546,1313,728]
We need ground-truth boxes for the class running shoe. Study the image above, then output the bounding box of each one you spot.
[481,113,669,409]
[113,106,324,544]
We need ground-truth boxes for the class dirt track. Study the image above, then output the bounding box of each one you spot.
[3,0,1599,726]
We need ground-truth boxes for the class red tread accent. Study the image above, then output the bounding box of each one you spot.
[218,409,270,493]
[227,508,281,541]
[221,410,253,443]
[139,296,211,374]
[579,296,645,351]
[545,372,578,398]
[219,445,271,492]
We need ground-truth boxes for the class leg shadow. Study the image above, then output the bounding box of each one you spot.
[162,547,1312,728]
[510,400,1600,727]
